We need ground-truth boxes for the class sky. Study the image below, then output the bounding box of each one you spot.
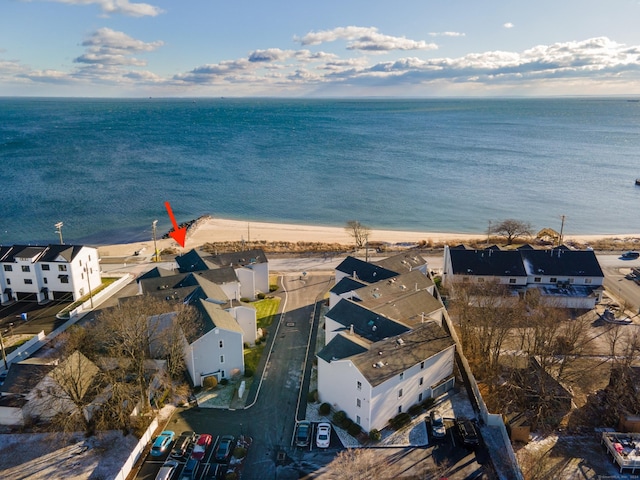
[3,0,640,97]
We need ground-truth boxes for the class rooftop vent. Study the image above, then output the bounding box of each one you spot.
[396,338,405,346]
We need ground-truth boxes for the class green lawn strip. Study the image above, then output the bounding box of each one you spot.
[58,277,119,317]
[244,297,280,372]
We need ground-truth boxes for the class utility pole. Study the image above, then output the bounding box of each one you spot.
[84,265,93,309]
[559,215,566,246]
[152,220,159,262]
[54,222,64,244]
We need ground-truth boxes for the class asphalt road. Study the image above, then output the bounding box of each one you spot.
[146,273,333,480]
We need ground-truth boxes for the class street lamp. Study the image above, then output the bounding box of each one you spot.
[152,220,159,262]
[54,222,64,244]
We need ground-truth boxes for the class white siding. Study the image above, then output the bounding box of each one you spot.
[186,329,244,386]
[228,306,257,345]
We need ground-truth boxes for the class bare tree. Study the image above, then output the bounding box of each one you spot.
[92,296,175,414]
[345,220,371,249]
[491,219,533,245]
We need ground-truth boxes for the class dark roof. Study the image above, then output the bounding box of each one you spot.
[353,270,434,305]
[194,267,238,284]
[448,248,527,276]
[373,252,427,274]
[317,334,368,363]
[520,248,604,277]
[330,277,368,296]
[362,290,444,328]
[0,244,88,264]
[137,266,180,283]
[140,272,229,306]
[176,249,211,272]
[325,299,409,343]
[352,322,455,386]
[0,363,56,395]
[335,256,397,283]
[206,249,268,268]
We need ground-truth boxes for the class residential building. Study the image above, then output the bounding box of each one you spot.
[442,244,604,308]
[0,244,100,304]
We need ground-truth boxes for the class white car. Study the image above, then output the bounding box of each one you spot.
[316,422,331,448]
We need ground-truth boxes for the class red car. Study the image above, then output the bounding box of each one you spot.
[190,433,212,461]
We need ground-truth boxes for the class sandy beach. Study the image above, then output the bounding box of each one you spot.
[95,216,640,258]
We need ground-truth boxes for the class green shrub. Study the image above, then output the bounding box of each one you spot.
[269,284,278,292]
[369,429,381,442]
[408,403,422,416]
[255,337,262,345]
[233,446,247,459]
[220,378,229,386]
[389,412,411,430]
[319,402,331,415]
[203,376,218,389]
[257,292,266,300]
[244,368,254,378]
[347,422,361,437]
[342,418,353,430]
[421,397,435,410]
[332,410,347,426]
[240,297,250,303]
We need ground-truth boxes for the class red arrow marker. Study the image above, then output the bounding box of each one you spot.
[164,201,187,248]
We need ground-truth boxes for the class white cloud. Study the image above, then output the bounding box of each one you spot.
[74,28,163,66]
[296,26,437,52]
[503,22,515,29]
[428,32,466,37]
[43,0,163,17]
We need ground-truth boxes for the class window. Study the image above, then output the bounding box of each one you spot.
[43,278,48,284]
[3,265,11,272]
[88,255,91,261]
[42,264,50,271]
[22,265,30,272]
[221,370,225,378]
[398,406,402,414]
[79,288,84,296]
[356,416,361,425]
[6,279,10,285]
[356,398,361,408]
[398,388,403,398]
[419,377,423,386]
[60,275,69,284]
[58,265,67,272]
[550,277,557,283]
[420,361,424,369]
[585,278,592,284]
[418,393,423,402]
[356,381,362,390]
[534,277,541,282]
[79,260,82,266]
[219,340,224,348]
[81,272,84,280]
[509,278,516,284]
[24,279,33,284]
[220,355,225,363]
[399,372,404,380]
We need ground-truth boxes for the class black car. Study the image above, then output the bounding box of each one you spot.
[179,458,199,480]
[457,419,479,447]
[171,431,197,458]
[295,421,311,447]
[622,251,640,259]
[214,435,236,463]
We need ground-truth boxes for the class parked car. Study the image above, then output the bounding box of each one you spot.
[171,431,197,458]
[180,458,199,480]
[316,422,331,448]
[154,459,178,480]
[150,431,175,456]
[295,421,311,447]
[191,433,212,461]
[622,251,640,259]
[430,411,446,440]
[456,419,479,447]
[214,435,236,463]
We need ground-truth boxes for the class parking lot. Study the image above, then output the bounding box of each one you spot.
[0,296,72,338]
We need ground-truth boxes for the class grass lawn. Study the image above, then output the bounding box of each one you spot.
[244,297,281,373]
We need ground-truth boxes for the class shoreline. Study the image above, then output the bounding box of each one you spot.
[95,215,640,258]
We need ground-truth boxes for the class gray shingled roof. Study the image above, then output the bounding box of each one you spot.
[317,334,368,363]
[362,289,444,328]
[207,249,268,268]
[373,252,428,274]
[353,270,434,306]
[326,299,409,343]
[351,321,455,387]
[0,363,56,395]
[335,256,398,283]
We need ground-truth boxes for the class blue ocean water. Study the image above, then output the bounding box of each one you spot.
[1,97,639,246]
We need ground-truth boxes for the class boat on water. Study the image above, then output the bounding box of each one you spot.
[636,178,640,186]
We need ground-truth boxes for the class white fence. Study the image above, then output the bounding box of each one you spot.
[112,417,158,480]
[61,273,132,320]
